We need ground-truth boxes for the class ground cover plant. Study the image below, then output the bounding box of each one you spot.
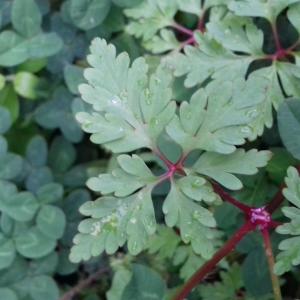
[1,0,300,299]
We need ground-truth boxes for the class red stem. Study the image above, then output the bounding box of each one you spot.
[172,23,194,37]
[271,24,282,52]
[266,184,285,214]
[153,148,174,170]
[59,267,110,300]
[212,182,251,214]
[173,221,254,300]
[179,36,196,50]
[197,9,206,33]
[261,230,282,300]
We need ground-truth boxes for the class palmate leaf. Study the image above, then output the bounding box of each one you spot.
[166,78,266,153]
[229,0,300,22]
[125,0,178,41]
[72,39,271,262]
[87,154,157,197]
[165,9,300,138]
[77,38,175,152]
[275,167,300,275]
[163,180,221,258]
[124,0,227,53]
[193,149,272,190]
[70,188,156,262]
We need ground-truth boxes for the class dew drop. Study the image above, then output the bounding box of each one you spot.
[240,126,252,134]
[145,218,155,230]
[130,217,137,224]
[184,111,192,120]
[192,179,203,188]
[137,191,143,200]
[119,90,128,100]
[154,77,161,84]
[183,233,191,242]
[111,97,121,105]
[246,108,258,118]
[193,210,202,221]
[138,79,145,86]
[151,118,159,126]
[131,241,139,252]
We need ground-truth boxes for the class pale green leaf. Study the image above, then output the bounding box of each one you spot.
[166,79,260,153]
[288,3,300,32]
[193,149,272,190]
[70,189,156,262]
[229,0,300,22]
[125,0,177,41]
[164,32,254,88]
[143,29,180,54]
[275,167,300,274]
[87,154,156,197]
[163,181,218,258]
[77,38,175,152]
[278,99,300,160]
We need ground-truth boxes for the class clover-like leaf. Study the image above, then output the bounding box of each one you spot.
[275,166,300,274]
[77,38,175,152]
[12,0,42,38]
[15,227,56,259]
[0,288,18,300]
[29,275,59,300]
[36,205,66,240]
[0,233,15,270]
[121,264,166,300]
[0,181,39,222]
[68,0,111,31]
[35,87,83,143]
[0,30,63,67]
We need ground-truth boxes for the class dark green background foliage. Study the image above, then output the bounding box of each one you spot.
[1,0,300,300]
